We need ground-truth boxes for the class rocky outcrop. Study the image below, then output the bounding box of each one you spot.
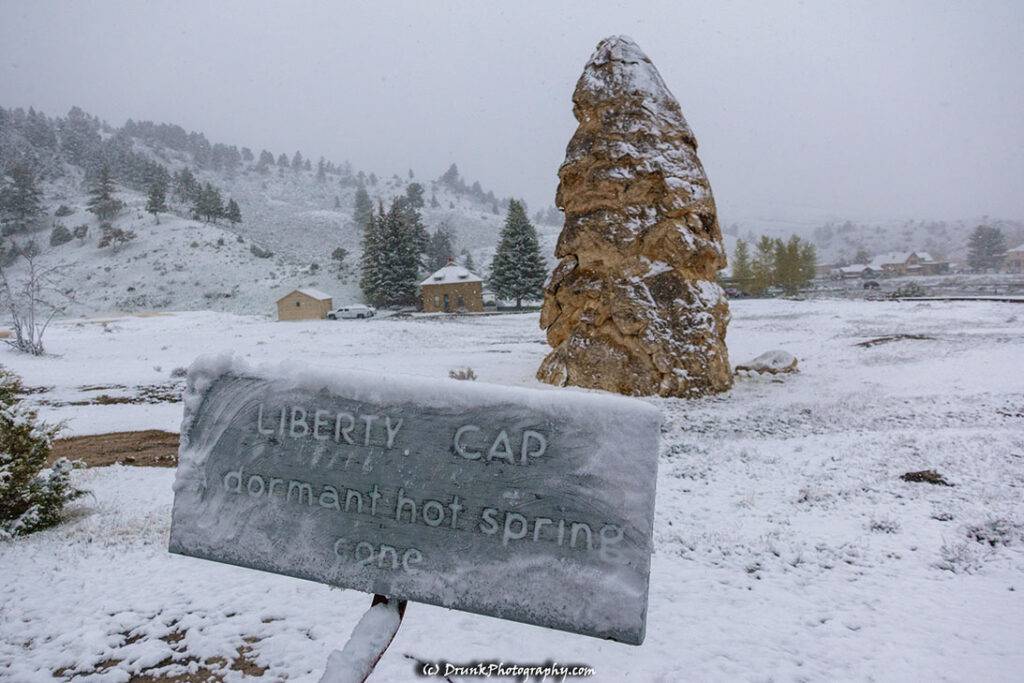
[537,36,732,397]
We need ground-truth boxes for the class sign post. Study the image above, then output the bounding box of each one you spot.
[169,354,661,671]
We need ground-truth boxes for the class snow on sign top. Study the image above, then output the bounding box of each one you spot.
[169,354,661,644]
[419,264,483,286]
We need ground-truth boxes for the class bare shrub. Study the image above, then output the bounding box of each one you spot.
[448,367,477,381]
[0,243,68,355]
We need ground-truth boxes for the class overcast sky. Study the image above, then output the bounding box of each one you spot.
[1,1,1021,226]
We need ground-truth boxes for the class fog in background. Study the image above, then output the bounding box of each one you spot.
[1,0,1021,227]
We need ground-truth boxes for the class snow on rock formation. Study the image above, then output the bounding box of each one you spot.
[537,36,732,397]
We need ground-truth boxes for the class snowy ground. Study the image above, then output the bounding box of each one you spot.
[2,299,1023,681]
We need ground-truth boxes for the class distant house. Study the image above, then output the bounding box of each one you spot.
[837,264,877,279]
[1005,244,1024,273]
[869,251,949,276]
[276,288,332,321]
[420,263,484,313]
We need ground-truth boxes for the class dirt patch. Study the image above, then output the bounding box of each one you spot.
[856,335,937,350]
[856,334,934,348]
[38,382,183,407]
[901,469,953,486]
[51,430,180,468]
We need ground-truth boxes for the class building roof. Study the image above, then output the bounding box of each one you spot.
[869,252,912,269]
[839,264,873,273]
[1008,243,1024,254]
[420,264,483,287]
[277,288,332,302]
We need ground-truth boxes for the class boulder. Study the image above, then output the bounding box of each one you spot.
[734,350,799,375]
[536,36,732,397]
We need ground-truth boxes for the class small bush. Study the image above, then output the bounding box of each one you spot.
[448,367,477,381]
[72,224,89,242]
[868,515,900,534]
[97,224,137,250]
[54,205,75,217]
[170,367,188,379]
[49,224,73,247]
[0,366,84,539]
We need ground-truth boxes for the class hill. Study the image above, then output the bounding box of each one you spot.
[0,105,560,316]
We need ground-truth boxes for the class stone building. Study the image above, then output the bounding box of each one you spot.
[420,263,484,313]
[276,288,332,321]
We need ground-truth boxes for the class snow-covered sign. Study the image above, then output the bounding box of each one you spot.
[168,355,661,644]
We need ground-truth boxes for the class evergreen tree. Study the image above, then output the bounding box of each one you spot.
[425,228,455,270]
[405,182,425,209]
[224,198,242,225]
[359,205,384,304]
[489,199,547,308]
[86,166,124,221]
[967,225,1007,271]
[0,366,84,539]
[333,195,341,209]
[192,183,224,223]
[396,196,430,264]
[376,198,421,305]
[145,180,167,223]
[0,164,44,230]
[277,153,289,167]
[854,247,872,265]
[256,150,275,173]
[731,239,752,293]
[316,157,327,183]
[462,249,476,272]
[353,185,372,233]
[173,168,200,204]
[291,151,304,171]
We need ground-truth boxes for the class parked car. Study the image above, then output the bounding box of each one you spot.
[328,304,376,320]
[863,280,880,290]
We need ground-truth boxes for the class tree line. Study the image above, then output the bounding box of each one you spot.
[729,235,817,295]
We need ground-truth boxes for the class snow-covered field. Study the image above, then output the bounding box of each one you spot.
[2,299,1023,681]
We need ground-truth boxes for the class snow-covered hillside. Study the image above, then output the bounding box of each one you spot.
[1,106,562,316]
[2,299,1022,680]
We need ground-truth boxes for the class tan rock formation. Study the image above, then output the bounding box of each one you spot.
[537,36,732,397]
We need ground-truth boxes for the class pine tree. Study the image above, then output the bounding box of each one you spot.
[405,182,425,209]
[0,366,84,539]
[462,249,476,272]
[426,228,455,270]
[291,151,304,171]
[359,205,384,304]
[375,199,421,305]
[224,198,242,225]
[731,239,752,293]
[0,164,44,230]
[353,185,372,233]
[489,199,547,308]
[192,183,224,223]
[967,225,1007,271]
[173,168,200,204]
[316,157,327,183]
[145,180,167,223]
[277,153,289,167]
[86,166,124,222]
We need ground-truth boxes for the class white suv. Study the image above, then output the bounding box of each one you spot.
[328,304,376,320]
